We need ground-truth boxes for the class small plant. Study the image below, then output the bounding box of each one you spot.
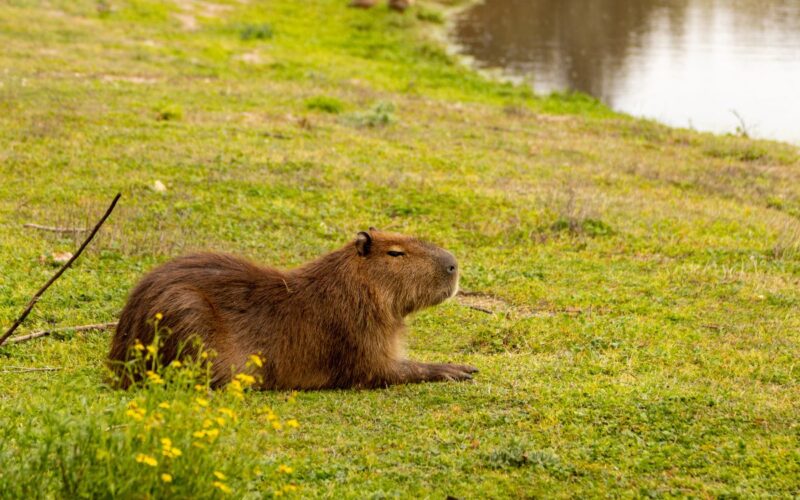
[416,7,444,24]
[543,187,613,238]
[483,442,574,478]
[305,96,344,114]
[239,23,273,41]
[0,315,300,497]
[156,103,183,122]
[348,101,396,128]
[772,217,800,260]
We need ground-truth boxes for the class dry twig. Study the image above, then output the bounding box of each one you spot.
[0,366,61,373]
[5,322,118,344]
[464,305,494,314]
[23,223,89,234]
[0,193,122,347]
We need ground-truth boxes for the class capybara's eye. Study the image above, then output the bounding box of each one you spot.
[387,251,405,257]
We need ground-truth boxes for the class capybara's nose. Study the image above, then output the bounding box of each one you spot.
[443,253,458,275]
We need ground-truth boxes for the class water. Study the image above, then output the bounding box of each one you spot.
[453,0,800,143]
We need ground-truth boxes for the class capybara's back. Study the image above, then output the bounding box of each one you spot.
[109,253,276,388]
[108,230,477,390]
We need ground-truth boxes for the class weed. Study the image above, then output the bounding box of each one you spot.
[156,104,183,122]
[347,101,396,127]
[305,96,344,114]
[239,23,273,41]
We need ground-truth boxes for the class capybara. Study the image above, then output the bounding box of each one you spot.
[108,229,477,389]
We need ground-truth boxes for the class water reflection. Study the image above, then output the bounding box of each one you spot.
[455,0,800,142]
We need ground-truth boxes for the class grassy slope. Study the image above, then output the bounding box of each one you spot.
[1,0,799,497]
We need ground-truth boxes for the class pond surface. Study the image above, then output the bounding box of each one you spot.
[453,0,800,143]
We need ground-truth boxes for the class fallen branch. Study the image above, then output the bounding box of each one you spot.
[464,305,494,315]
[5,322,118,344]
[23,223,89,234]
[0,193,122,347]
[0,366,61,373]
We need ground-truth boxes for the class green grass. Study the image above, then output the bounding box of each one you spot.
[1,0,799,497]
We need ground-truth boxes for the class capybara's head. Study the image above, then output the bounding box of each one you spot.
[353,228,458,315]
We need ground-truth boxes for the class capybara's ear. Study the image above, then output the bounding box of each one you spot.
[355,231,372,256]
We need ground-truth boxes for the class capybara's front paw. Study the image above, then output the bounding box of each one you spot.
[428,363,477,382]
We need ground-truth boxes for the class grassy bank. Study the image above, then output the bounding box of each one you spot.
[1,0,799,497]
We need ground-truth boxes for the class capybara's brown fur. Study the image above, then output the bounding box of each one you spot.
[108,229,477,389]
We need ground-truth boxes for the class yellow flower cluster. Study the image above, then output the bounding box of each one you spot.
[160,437,182,458]
[212,480,232,494]
[126,401,146,421]
[274,484,298,496]
[248,354,263,368]
[227,371,257,400]
[190,404,237,450]
[135,453,158,467]
[259,406,300,432]
[235,373,256,385]
[120,346,300,495]
[145,370,164,385]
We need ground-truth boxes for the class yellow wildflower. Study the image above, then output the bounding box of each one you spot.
[193,430,206,438]
[194,384,205,392]
[272,421,283,431]
[161,473,173,483]
[125,402,146,421]
[135,453,158,467]
[213,471,227,480]
[212,481,231,494]
[202,419,213,429]
[146,345,157,356]
[205,428,220,440]
[158,401,171,409]
[195,397,209,407]
[126,409,144,421]
[228,380,244,399]
[133,341,144,352]
[160,437,182,458]
[171,360,182,368]
[145,370,164,385]
[216,417,226,427]
[155,312,163,320]
[249,354,263,367]
[218,407,236,419]
[286,419,300,429]
[283,484,298,492]
[277,464,293,474]
[234,373,256,386]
